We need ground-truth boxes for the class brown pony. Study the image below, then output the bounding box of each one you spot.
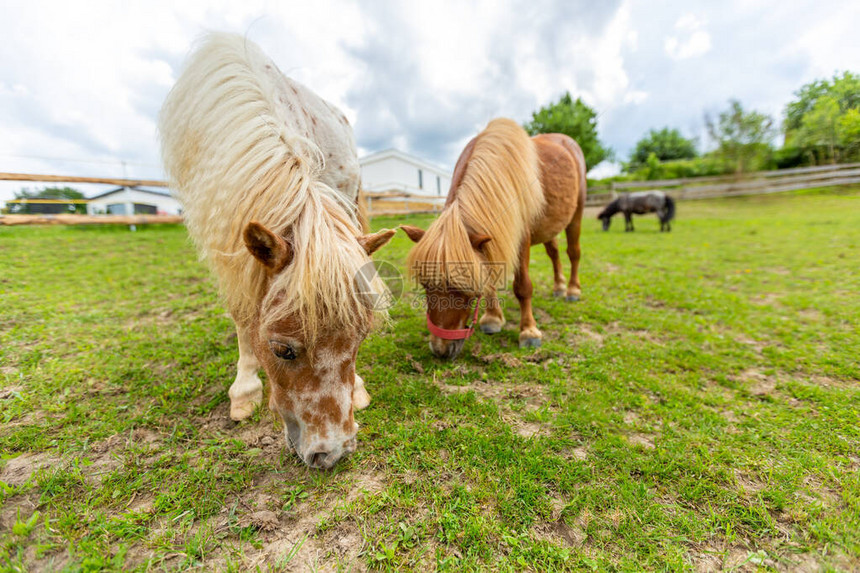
[159,33,394,468]
[401,118,586,359]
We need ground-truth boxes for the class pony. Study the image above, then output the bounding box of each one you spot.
[597,191,675,232]
[159,33,395,469]
[401,118,586,359]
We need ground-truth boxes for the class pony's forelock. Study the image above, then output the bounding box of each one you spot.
[406,118,544,293]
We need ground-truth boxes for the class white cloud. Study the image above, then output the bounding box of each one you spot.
[664,14,711,60]
[623,91,649,105]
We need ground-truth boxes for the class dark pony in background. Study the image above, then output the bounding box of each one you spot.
[598,191,676,232]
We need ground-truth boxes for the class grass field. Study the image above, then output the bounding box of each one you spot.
[1,189,859,571]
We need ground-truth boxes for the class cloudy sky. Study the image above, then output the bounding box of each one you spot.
[1,0,858,202]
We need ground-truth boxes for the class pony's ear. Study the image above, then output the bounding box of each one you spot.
[468,233,492,252]
[243,221,293,272]
[399,225,426,243]
[358,228,396,256]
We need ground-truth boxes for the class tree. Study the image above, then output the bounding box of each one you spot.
[13,186,87,214]
[626,127,697,172]
[14,186,85,201]
[784,71,860,163]
[523,92,610,171]
[839,108,860,159]
[705,100,775,174]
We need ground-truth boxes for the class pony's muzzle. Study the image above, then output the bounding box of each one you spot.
[305,436,357,469]
[308,450,335,469]
[429,335,465,360]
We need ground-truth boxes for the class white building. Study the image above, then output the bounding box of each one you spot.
[87,187,182,216]
[360,149,452,197]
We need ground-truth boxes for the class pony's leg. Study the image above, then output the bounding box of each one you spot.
[564,217,583,302]
[544,238,567,298]
[625,213,634,232]
[514,240,542,348]
[479,287,505,334]
[228,324,264,421]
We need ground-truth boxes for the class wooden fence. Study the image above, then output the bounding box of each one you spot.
[586,162,860,206]
[3,163,859,224]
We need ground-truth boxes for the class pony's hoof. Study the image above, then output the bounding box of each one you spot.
[480,323,502,335]
[230,399,259,421]
[353,385,371,410]
[353,374,371,410]
[565,295,580,302]
[519,337,542,348]
[553,289,566,298]
[229,383,262,421]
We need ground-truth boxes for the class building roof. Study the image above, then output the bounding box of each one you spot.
[88,186,175,201]
[359,148,451,175]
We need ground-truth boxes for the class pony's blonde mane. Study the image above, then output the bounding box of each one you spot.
[407,118,544,294]
[159,33,385,347]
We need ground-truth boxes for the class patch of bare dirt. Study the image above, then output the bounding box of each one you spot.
[570,324,604,346]
[533,307,554,324]
[733,333,766,354]
[480,352,522,368]
[532,500,589,549]
[514,421,552,439]
[0,385,23,401]
[432,373,555,440]
[797,374,856,390]
[627,434,656,450]
[735,369,776,396]
[569,322,666,348]
[690,543,847,573]
[0,451,61,487]
[190,466,390,571]
[562,446,589,461]
[0,493,39,532]
[125,306,205,330]
[2,409,49,430]
[799,475,841,507]
[734,470,767,495]
[345,471,387,504]
[1,366,20,378]
[798,308,823,322]
[533,518,586,548]
[751,293,782,306]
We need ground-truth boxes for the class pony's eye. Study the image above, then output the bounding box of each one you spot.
[270,341,297,360]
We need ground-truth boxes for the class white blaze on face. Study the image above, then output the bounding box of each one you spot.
[288,343,360,469]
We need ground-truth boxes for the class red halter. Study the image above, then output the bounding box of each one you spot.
[426,296,483,340]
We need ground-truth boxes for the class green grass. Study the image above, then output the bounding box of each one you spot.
[1,189,859,571]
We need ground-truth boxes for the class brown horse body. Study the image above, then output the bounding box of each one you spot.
[402,119,586,359]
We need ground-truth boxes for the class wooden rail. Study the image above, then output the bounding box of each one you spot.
[585,162,860,207]
[0,172,169,187]
[588,162,860,193]
[0,214,183,226]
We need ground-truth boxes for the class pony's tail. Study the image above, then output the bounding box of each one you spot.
[664,195,676,221]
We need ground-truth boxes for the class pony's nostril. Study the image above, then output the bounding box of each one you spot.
[310,451,330,468]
